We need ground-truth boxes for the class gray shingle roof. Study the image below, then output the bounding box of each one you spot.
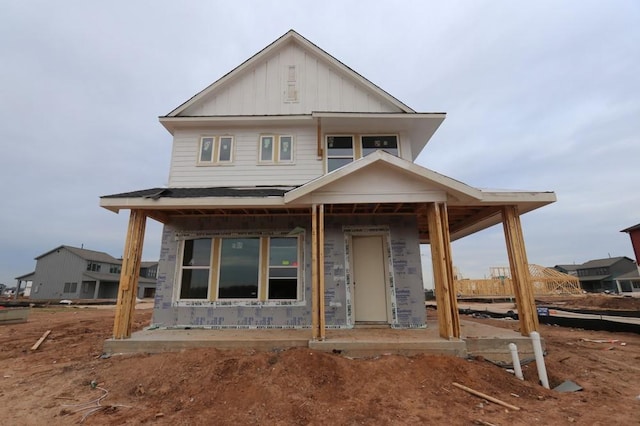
[579,257,633,269]
[101,186,293,199]
[36,245,120,263]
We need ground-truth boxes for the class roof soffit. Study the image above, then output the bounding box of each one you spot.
[164,30,414,119]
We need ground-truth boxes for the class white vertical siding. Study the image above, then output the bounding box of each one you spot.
[168,126,324,187]
[180,43,402,117]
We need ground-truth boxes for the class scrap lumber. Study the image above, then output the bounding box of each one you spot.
[452,382,520,411]
[31,330,51,351]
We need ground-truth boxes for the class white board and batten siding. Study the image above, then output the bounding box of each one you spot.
[179,42,403,117]
[168,126,323,187]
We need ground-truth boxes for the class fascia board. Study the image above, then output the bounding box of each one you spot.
[99,196,286,212]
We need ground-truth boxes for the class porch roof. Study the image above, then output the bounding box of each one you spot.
[100,151,555,242]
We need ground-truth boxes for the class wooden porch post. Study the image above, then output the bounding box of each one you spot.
[113,209,147,339]
[311,204,319,340]
[439,203,460,338]
[427,203,458,339]
[502,205,538,336]
[318,204,326,340]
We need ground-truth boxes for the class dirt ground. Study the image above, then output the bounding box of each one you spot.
[1,296,639,425]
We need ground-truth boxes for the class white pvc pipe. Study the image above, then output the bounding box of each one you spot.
[530,331,549,389]
[508,343,524,380]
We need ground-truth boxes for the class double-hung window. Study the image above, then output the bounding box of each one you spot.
[180,238,212,299]
[259,135,294,163]
[199,136,234,164]
[178,235,302,302]
[326,136,354,172]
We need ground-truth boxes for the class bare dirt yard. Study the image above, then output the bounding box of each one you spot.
[1,295,639,425]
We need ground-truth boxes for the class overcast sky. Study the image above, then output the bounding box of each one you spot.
[1,1,638,288]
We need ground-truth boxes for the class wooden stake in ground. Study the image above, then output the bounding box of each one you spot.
[452,382,521,411]
[31,330,51,351]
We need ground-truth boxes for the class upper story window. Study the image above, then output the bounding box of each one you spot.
[109,264,121,274]
[87,262,101,272]
[326,134,399,172]
[326,136,354,172]
[361,135,398,156]
[259,135,294,164]
[199,136,234,165]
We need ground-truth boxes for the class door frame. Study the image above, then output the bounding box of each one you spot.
[343,226,397,327]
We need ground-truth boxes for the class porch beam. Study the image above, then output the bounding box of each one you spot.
[113,209,147,339]
[502,205,538,336]
[311,204,319,339]
[426,203,456,339]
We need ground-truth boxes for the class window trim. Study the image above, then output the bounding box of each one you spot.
[197,135,235,166]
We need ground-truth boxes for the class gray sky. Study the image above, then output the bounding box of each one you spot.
[1,1,638,288]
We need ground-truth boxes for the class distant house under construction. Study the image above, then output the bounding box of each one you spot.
[455,265,582,297]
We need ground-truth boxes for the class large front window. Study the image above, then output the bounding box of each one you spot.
[178,235,302,301]
[218,238,260,299]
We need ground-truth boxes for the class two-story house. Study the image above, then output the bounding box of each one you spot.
[575,256,637,293]
[17,245,157,300]
[101,31,555,340]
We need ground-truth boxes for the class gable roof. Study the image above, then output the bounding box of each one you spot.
[284,150,483,204]
[36,245,120,264]
[165,29,415,118]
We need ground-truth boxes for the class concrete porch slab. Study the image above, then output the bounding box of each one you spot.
[103,319,537,364]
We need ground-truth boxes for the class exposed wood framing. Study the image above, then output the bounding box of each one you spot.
[455,265,581,297]
[426,203,459,339]
[113,209,147,339]
[311,204,319,339]
[318,204,326,340]
[440,203,460,337]
[502,205,538,336]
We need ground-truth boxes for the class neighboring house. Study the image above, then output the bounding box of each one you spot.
[18,245,157,300]
[553,264,579,277]
[620,223,640,293]
[575,257,637,293]
[101,31,555,338]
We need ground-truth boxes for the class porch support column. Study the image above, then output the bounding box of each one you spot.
[113,209,147,339]
[439,203,460,337]
[311,204,319,340]
[502,205,538,336]
[318,204,326,340]
[427,202,460,339]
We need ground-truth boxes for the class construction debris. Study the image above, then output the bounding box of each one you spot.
[30,330,51,351]
[452,382,521,411]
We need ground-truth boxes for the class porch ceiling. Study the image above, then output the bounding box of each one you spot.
[132,203,506,244]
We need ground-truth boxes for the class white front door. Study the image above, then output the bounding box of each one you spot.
[352,235,388,323]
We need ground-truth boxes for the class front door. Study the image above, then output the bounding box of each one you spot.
[352,235,388,323]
